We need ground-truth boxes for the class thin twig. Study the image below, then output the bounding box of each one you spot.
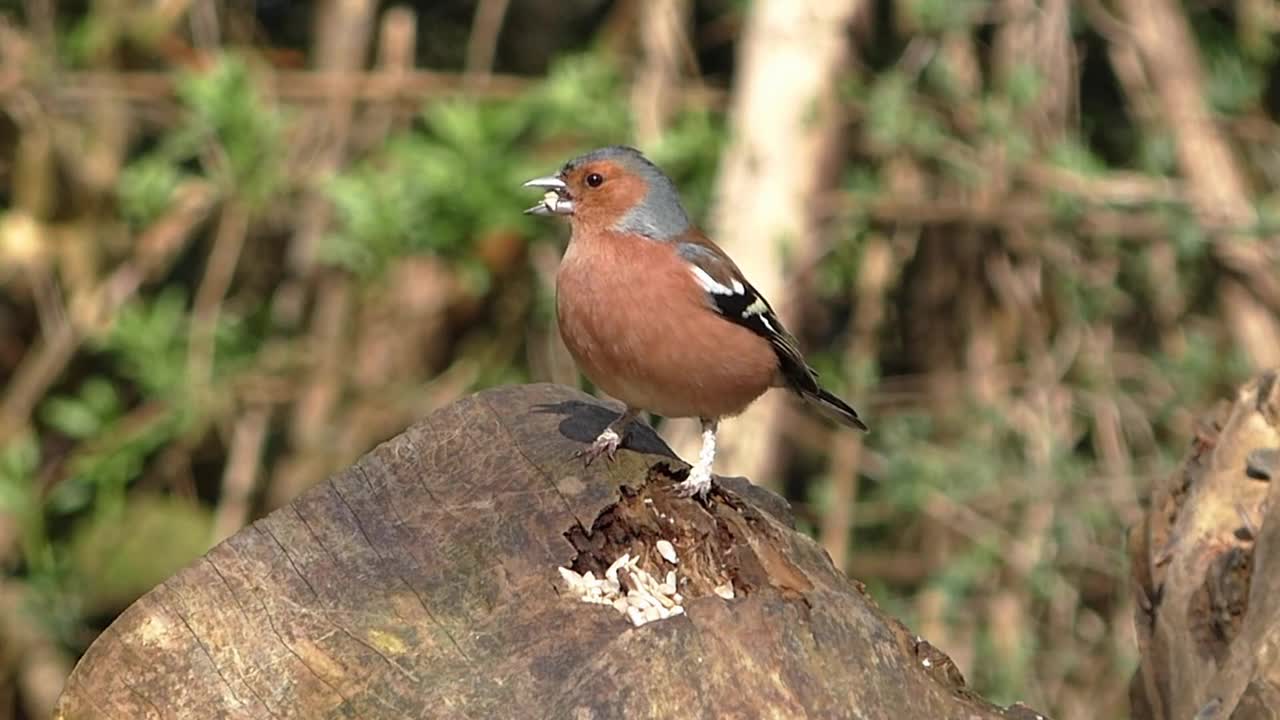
[0,320,74,446]
[187,198,250,401]
[285,0,375,274]
[0,180,213,447]
[464,0,511,90]
[631,0,688,144]
[16,69,728,112]
[269,283,350,511]
[188,0,221,50]
[358,7,418,150]
[212,405,270,542]
[819,234,895,569]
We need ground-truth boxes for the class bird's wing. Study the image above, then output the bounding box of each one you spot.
[673,235,815,388]
[674,233,868,431]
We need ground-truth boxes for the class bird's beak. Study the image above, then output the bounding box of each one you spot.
[522,175,574,216]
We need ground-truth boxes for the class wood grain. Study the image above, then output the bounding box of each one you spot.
[56,384,1019,719]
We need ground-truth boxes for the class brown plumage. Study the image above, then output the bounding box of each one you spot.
[557,227,779,420]
[524,146,866,498]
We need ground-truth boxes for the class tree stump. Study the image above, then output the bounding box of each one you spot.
[55,384,1039,719]
[1130,370,1280,719]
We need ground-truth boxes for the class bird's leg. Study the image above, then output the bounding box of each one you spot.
[674,418,718,499]
[574,407,640,466]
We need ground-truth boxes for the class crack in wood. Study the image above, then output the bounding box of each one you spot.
[201,555,285,716]
[332,472,474,666]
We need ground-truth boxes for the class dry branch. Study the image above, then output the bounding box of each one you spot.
[187,198,249,401]
[287,0,376,274]
[211,405,270,544]
[1130,370,1280,719]
[0,180,215,446]
[631,0,690,145]
[464,0,512,90]
[14,70,727,115]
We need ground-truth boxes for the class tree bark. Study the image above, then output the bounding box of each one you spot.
[55,384,1039,720]
[1129,370,1280,719]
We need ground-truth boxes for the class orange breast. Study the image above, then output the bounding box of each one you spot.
[556,230,779,419]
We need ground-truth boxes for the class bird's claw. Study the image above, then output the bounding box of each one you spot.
[572,444,617,467]
[673,466,714,501]
[574,427,622,467]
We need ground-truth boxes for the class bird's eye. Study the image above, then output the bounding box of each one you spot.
[586,173,604,188]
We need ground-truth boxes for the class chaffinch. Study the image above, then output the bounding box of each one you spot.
[524,145,867,499]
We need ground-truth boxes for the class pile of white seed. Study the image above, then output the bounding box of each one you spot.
[559,539,734,627]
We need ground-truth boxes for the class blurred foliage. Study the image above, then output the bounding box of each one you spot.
[0,1,1277,719]
[68,493,212,615]
[321,54,722,279]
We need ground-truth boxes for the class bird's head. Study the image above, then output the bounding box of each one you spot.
[523,146,691,241]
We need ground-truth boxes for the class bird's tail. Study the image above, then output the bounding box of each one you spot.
[800,387,869,432]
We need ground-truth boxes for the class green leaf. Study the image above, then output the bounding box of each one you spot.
[117,154,186,226]
[0,433,48,574]
[45,479,94,515]
[908,0,982,32]
[0,435,37,512]
[175,55,286,204]
[1048,137,1107,175]
[60,406,186,506]
[40,397,103,439]
[866,73,913,151]
[529,55,629,138]
[1137,133,1177,175]
[95,288,188,397]
[1204,41,1263,115]
[80,378,121,417]
[68,494,213,613]
[0,433,39,484]
[1006,64,1043,110]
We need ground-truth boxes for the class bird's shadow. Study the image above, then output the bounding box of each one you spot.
[532,401,680,462]
[531,398,796,526]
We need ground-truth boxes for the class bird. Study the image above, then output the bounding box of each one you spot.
[523,145,867,499]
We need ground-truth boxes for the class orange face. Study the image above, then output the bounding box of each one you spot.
[524,159,646,226]
[524,146,691,241]
[556,159,649,229]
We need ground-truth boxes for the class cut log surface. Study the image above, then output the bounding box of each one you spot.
[56,384,1036,719]
[1130,370,1280,719]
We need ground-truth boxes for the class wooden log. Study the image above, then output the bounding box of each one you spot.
[1130,370,1280,719]
[55,384,1034,719]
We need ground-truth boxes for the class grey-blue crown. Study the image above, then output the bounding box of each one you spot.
[564,146,691,240]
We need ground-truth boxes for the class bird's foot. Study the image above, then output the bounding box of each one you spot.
[674,418,718,501]
[573,427,623,466]
[673,463,714,500]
